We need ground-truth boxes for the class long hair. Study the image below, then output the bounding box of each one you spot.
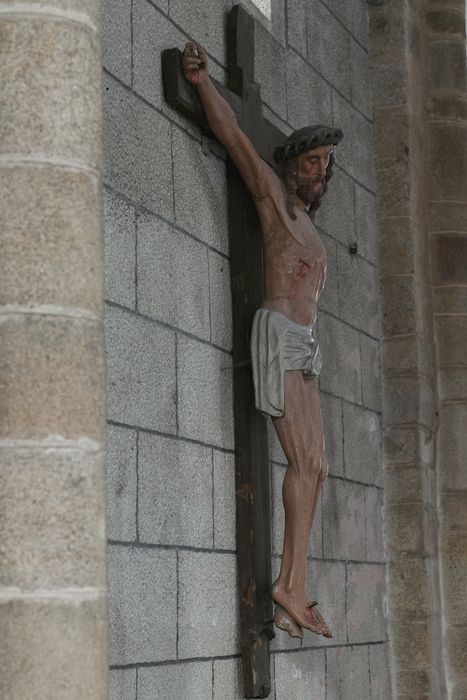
[274,151,336,223]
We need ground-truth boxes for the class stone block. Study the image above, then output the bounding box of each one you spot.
[286,50,332,129]
[382,374,434,427]
[320,392,344,476]
[0,315,105,441]
[354,184,378,265]
[107,545,176,664]
[347,563,386,643]
[365,487,384,561]
[0,17,100,169]
[428,42,467,92]
[287,0,307,56]
[109,668,136,700]
[274,649,325,698]
[369,3,414,57]
[7,0,100,25]
[371,59,409,108]
[325,0,369,47]
[178,551,239,657]
[387,557,431,621]
[382,335,433,381]
[138,662,212,700]
[213,658,244,700]
[390,619,431,672]
[332,92,375,191]
[432,233,467,285]
[172,127,229,254]
[213,449,236,550]
[374,107,413,163]
[137,212,210,340]
[429,124,467,201]
[380,274,420,339]
[307,559,347,645]
[177,335,234,449]
[271,463,323,558]
[209,250,233,350]
[317,230,339,316]
[446,624,467,683]
[384,463,430,506]
[133,0,198,134]
[103,73,173,218]
[376,158,416,220]
[326,645,371,699]
[360,333,382,413]
[379,216,417,277]
[440,528,467,624]
[0,166,102,313]
[395,668,440,700]
[438,403,467,490]
[435,316,467,367]
[337,247,379,337]
[319,313,362,404]
[429,201,467,234]
[383,425,433,468]
[343,403,381,484]
[438,367,467,402]
[322,478,366,560]
[101,0,131,84]
[384,502,429,557]
[350,37,372,118]
[370,644,392,699]
[255,22,287,120]
[317,166,354,247]
[426,7,466,35]
[307,0,351,99]
[434,287,467,317]
[0,596,107,700]
[451,682,467,700]
[105,305,176,431]
[103,188,136,309]
[138,433,213,548]
[0,446,105,589]
[169,0,226,64]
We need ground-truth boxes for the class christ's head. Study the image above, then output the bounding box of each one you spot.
[273,125,343,220]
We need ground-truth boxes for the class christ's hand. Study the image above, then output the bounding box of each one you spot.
[182,42,208,86]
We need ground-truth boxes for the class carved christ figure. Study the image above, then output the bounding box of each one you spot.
[183,43,343,639]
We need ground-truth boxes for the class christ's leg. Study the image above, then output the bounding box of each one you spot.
[271,372,330,634]
[303,377,328,566]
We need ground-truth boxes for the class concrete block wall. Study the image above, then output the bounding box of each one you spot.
[102,0,389,697]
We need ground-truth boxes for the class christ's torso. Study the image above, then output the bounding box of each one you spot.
[256,176,327,327]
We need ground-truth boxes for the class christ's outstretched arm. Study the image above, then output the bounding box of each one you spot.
[182,42,274,199]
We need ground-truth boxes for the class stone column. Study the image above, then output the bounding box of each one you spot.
[0,2,108,698]
[427,2,467,698]
[370,1,446,697]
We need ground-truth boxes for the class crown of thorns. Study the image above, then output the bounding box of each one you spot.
[274,125,344,164]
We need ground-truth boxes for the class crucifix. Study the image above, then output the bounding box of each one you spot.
[162,5,342,698]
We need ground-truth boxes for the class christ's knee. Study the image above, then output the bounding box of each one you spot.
[290,455,324,490]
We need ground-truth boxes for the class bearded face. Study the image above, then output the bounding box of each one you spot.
[295,174,326,206]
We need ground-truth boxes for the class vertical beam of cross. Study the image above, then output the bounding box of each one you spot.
[162,6,287,697]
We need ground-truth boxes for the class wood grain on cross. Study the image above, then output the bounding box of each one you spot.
[162,6,287,698]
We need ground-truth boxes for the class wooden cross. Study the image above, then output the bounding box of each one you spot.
[162,6,286,698]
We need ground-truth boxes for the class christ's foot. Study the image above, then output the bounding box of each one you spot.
[304,602,332,638]
[272,583,332,638]
[274,604,303,639]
